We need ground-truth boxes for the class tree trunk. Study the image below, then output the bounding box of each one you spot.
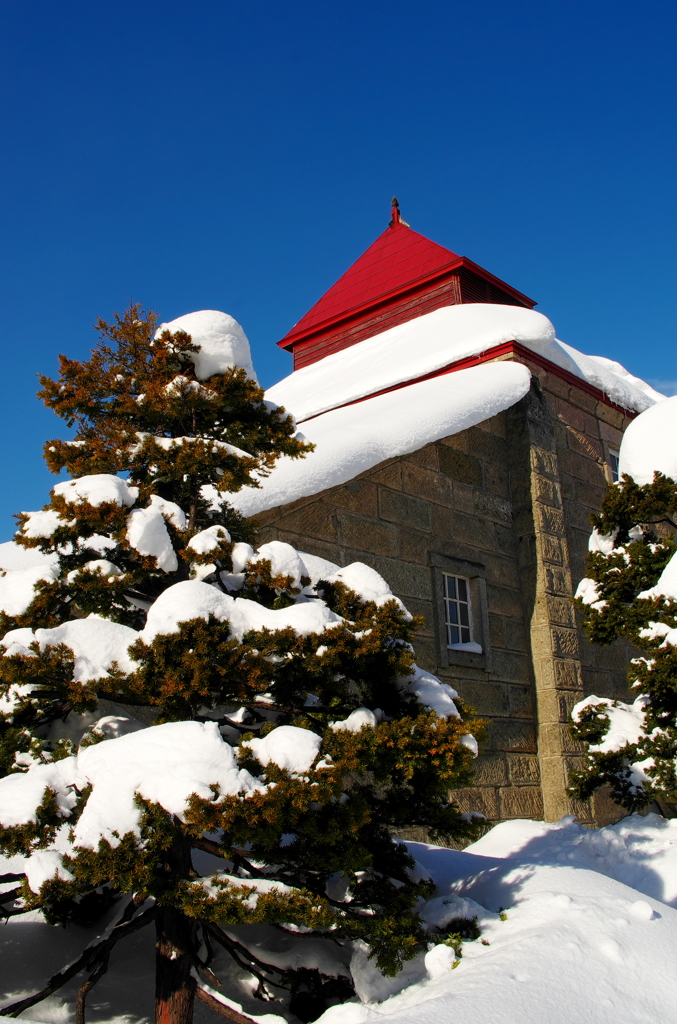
[155,826,198,1024]
[155,904,198,1024]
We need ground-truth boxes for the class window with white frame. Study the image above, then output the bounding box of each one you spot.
[443,573,472,647]
[608,448,620,483]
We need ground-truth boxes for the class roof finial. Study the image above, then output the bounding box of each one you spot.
[389,196,409,228]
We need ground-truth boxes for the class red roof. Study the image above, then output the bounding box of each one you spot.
[284,222,462,341]
[278,204,536,366]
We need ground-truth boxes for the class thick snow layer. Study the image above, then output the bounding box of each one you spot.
[243,725,322,774]
[231,362,531,517]
[619,395,677,485]
[0,722,262,858]
[571,695,648,752]
[187,525,231,555]
[53,474,139,508]
[19,508,71,539]
[251,541,309,589]
[464,812,677,906]
[407,666,460,719]
[330,708,380,733]
[126,506,178,572]
[0,757,81,829]
[557,343,664,411]
[267,304,661,423]
[298,552,340,585]
[155,310,257,382]
[2,617,139,682]
[139,579,342,644]
[0,541,57,571]
[148,493,187,530]
[325,563,405,610]
[0,563,58,617]
[638,549,677,601]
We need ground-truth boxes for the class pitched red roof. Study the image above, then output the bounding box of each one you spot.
[278,203,536,368]
[284,221,461,341]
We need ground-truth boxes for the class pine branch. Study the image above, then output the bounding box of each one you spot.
[75,950,110,1024]
[204,922,289,990]
[195,982,258,1024]
[0,903,156,1017]
[192,836,230,860]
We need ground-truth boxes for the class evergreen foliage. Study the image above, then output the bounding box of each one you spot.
[0,305,484,1024]
[570,470,677,810]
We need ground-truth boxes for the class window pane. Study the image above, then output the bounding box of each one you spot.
[448,604,459,624]
[448,624,460,645]
[461,626,470,643]
[459,604,469,626]
[445,576,457,599]
[458,578,468,602]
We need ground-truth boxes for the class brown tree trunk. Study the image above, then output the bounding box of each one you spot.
[155,904,198,1024]
[155,826,198,1024]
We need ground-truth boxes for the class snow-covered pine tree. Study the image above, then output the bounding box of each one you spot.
[0,306,484,1024]
[570,396,677,814]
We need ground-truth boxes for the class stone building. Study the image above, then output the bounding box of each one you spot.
[232,202,662,828]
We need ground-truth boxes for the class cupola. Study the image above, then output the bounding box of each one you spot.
[278,199,536,370]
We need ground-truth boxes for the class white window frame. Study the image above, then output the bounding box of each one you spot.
[430,553,491,670]
[443,573,474,648]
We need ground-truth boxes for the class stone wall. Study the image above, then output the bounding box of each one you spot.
[253,360,636,827]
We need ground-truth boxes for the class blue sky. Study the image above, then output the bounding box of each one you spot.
[1,0,676,539]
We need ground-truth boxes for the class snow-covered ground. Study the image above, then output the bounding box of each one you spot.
[2,812,677,1024]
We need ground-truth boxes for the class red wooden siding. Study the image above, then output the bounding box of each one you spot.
[291,275,462,370]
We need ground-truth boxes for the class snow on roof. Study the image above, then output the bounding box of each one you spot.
[230,361,531,517]
[267,304,663,423]
[155,310,257,382]
[619,394,677,485]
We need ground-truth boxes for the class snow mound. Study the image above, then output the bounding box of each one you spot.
[252,541,309,590]
[139,579,342,644]
[638,550,677,602]
[330,708,380,733]
[619,394,677,485]
[313,813,677,1024]
[464,812,677,905]
[0,563,59,617]
[155,310,257,382]
[0,541,57,572]
[243,725,322,774]
[267,304,660,423]
[1,616,139,682]
[4,812,677,1021]
[231,361,531,517]
[53,474,139,507]
[571,695,648,753]
[126,506,178,572]
[0,721,262,857]
[407,665,460,718]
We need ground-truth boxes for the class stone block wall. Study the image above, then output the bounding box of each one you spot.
[253,360,637,828]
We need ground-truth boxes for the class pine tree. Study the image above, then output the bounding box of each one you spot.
[0,305,484,1024]
[570,469,677,812]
